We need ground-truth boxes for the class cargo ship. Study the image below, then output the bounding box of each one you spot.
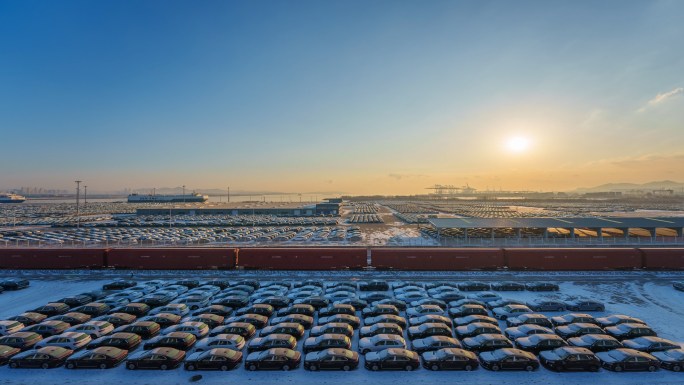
[127,193,209,203]
[0,193,26,203]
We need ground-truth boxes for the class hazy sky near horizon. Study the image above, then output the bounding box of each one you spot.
[1,0,683,195]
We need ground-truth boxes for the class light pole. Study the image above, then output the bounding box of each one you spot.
[75,180,82,229]
[84,185,87,206]
[182,185,186,203]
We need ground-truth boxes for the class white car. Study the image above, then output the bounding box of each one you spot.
[0,320,24,336]
[162,321,210,339]
[194,334,246,351]
[492,304,534,320]
[67,321,115,338]
[358,334,406,354]
[35,332,92,350]
[150,304,190,317]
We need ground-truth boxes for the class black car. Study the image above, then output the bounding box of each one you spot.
[491,282,525,291]
[319,304,356,317]
[138,294,174,308]
[210,322,256,339]
[260,323,305,339]
[597,348,660,372]
[304,348,359,371]
[193,305,233,317]
[271,314,315,329]
[411,336,461,354]
[515,334,568,354]
[622,336,681,353]
[605,323,657,340]
[103,280,136,291]
[0,345,21,365]
[310,323,354,338]
[246,334,297,353]
[408,323,452,340]
[362,305,400,317]
[0,279,30,290]
[143,332,196,351]
[453,315,498,327]
[448,304,488,318]
[9,312,47,326]
[652,349,684,372]
[565,300,605,312]
[114,321,161,339]
[596,315,647,328]
[184,348,242,371]
[212,296,249,308]
[139,313,181,328]
[527,300,566,312]
[303,334,351,353]
[504,324,555,340]
[505,313,553,328]
[526,282,560,291]
[225,314,269,329]
[421,348,478,371]
[112,303,150,317]
[87,332,142,350]
[555,323,605,339]
[359,280,389,292]
[334,298,368,310]
[175,279,200,289]
[540,346,601,371]
[8,346,73,369]
[672,282,684,292]
[462,334,513,353]
[567,333,623,353]
[97,313,137,327]
[430,292,465,302]
[455,322,501,339]
[32,303,70,317]
[479,348,539,371]
[276,304,316,317]
[49,312,92,326]
[364,348,420,371]
[245,348,301,371]
[235,304,274,317]
[65,346,127,369]
[58,295,91,308]
[457,282,490,291]
[294,296,330,309]
[126,347,185,370]
[551,313,598,326]
[372,299,408,311]
[254,296,290,310]
[408,314,452,327]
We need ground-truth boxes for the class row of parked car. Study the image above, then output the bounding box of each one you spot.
[0,279,30,295]
[0,278,681,374]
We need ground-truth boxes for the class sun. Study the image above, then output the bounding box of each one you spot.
[506,136,531,153]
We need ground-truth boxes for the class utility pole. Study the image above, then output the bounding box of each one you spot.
[84,186,88,206]
[75,180,82,229]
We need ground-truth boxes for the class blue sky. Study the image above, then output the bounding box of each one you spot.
[1,0,683,194]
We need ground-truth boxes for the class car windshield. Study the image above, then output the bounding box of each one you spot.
[555,348,570,358]
[377,350,391,359]
[608,350,629,360]
[492,350,509,359]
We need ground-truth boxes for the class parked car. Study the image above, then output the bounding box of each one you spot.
[65,346,127,369]
[103,280,136,291]
[195,334,245,352]
[149,304,189,317]
[539,346,601,371]
[35,332,91,350]
[551,313,598,326]
[457,282,490,291]
[0,345,21,365]
[8,312,47,326]
[225,314,269,329]
[260,323,305,339]
[235,304,274,317]
[362,305,399,317]
[526,283,559,291]
[303,334,351,353]
[138,313,181,328]
[455,322,501,339]
[334,298,368,310]
[112,321,160,339]
[408,323,452,340]
[527,299,566,312]
[462,334,513,353]
[504,324,555,340]
[605,323,657,340]
[96,313,136,328]
[310,323,354,338]
[244,348,301,371]
[567,333,623,353]
[8,346,73,369]
[182,314,224,329]
[652,348,684,372]
[408,314,452,327]
[364,348,420,371]
[247,334,297,353]
[270,314,314,329]
[448,304,488,318]
[596,315,647,328]
[479,348,539,371]
[143,332,196,351]
[126,347,185,370]
[491,282,525,291]
[565,300,605,312]
[73,303,110,317]
[87,332,141,350]
[596,348,660,372]
[359,334,406,354]
[192,305,233,317]
[319,304,356,317]
[515,334,568,354]
[506,313,553,328]
[304,348,359,371]
[555,323,605,339]
[0,320,25,336]
[411,336,461,354]
[210,322,256,339]
[32,303,70,317]
[0,279,30,290]
[277,304,316,317]
[363,314,405,329]
[111,303,150,317]
[22,320,70,338]
[453,315,498,327]
[184,348,242,371]
[622,336,681,352]
[0,332,43,351]
[492,305,533,320]
[406,305,444,318]
[359,280,389,292]
[466,292,501,303]
[421,347,477,371]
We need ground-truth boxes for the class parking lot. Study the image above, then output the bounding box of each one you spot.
[0,270,682,385]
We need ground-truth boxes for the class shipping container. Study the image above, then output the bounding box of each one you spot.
[0,248,106,269]
[504,248,642,270]
[639,248,684,270]
[106,248,235,270]
[237,248,367,270]
[371,248,505,270]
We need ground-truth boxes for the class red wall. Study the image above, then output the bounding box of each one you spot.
[106,248,235,270]
[0,248,106,269]
[371,248,505,270]
[639,248,684,270]
[237,248,367,270]
[504,248,642,270]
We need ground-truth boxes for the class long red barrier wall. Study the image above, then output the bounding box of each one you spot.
[639,248,684,270]
[237,248,367,270]
[504,248,642,270]
[0,248,106,269]
[371,248,504,270]
[106,248,235,270]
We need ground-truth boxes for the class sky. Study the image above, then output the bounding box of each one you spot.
[1,0,683,195]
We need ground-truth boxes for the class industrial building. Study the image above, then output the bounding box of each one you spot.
[136,199,342,216]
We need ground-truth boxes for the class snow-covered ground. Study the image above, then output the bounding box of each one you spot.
[0,271,683,385]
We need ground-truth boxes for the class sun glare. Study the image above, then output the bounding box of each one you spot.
[506,136,531,153]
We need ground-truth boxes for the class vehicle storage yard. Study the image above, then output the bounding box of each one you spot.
[0,270,682,385]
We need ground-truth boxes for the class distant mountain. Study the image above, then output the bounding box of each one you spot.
[574,180,684,193]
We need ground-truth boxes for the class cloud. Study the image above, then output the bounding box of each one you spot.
[638,87,683,112]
